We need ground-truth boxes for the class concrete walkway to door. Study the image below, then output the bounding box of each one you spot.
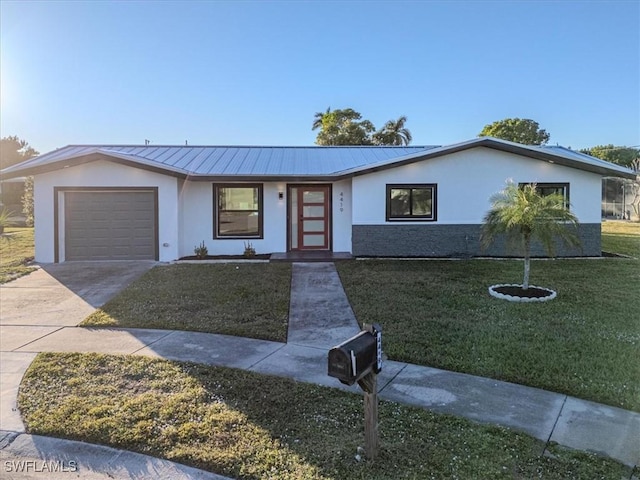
[287,263,360,349]
[0,261,638,478]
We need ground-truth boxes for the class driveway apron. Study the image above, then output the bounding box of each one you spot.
[0,261,156,432]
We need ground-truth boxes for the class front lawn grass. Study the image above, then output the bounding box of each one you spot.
[337,258,640,412]
[601,220,640,257]
[19,353,630,480]
[0,227,35,283]
[82,263,291,342]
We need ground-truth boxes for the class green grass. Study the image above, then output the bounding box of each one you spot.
[0,227,35,283]
[78,226,640,411]
[336,257,640,412]
[82,263,291,342]
[19,353,631,480]
[601,221,640,258]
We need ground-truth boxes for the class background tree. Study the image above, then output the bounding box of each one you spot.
[481,182,580,289]
[0,136,39,227]
[478,118,550,145]
[312,108,375,145]
[312,108,412,146]
[21,177,35,227]
[372,116,413,146]
[1,136,38,170]
[579,144,639,168]
[312,107,331,131]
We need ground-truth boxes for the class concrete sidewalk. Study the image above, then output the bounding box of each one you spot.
[0,431,228,480]
[1,262,639,477]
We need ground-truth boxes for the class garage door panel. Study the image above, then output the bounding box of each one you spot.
[64,190,157,261]
[90,212,111,221]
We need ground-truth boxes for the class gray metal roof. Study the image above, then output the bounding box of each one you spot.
[0,138,635,180]
[0,145,437,177]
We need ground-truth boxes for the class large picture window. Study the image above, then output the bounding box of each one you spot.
[214,184,263,238]
[386,184,437,221]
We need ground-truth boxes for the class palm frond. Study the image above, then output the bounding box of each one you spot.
[481,182,581,257]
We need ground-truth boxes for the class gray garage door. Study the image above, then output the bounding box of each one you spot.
[64,190,157,261]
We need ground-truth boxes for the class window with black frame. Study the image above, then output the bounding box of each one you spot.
[214,184,263,238]
[386,184,437,221]
[519,182,569,208]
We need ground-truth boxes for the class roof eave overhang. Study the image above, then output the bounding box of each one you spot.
[484,140,637,179]
[0,152,190,180]
[346,137,637,179]
[184,174,340,182]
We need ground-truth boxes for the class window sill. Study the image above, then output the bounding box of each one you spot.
[214,235,264,240]
[386,218,437,222]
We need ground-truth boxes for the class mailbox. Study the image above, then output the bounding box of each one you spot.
[328,330,377,385]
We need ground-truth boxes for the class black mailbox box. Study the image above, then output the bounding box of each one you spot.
[328,331,376,385]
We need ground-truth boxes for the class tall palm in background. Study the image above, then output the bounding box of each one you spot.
[373,116,412,146]
[312,107,331,131]
[481,182,581,289]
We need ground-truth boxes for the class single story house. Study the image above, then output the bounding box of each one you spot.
[0,137,634,263]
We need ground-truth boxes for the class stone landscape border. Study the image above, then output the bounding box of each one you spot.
[488,284,557,303]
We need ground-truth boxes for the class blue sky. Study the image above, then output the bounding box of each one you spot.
[1,0,638,154]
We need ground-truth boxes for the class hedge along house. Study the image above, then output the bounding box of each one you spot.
[0,137,634,263]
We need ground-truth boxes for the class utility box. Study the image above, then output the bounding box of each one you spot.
[328,330,377,386]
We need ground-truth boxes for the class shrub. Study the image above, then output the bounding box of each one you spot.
[243,241,256,258]
[194,241,208,259]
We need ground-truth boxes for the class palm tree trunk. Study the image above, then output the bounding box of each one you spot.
[523,256,530,289]
[523,234,531,289]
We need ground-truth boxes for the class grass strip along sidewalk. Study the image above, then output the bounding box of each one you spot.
[0,227,35,283]
[19,353,631,480]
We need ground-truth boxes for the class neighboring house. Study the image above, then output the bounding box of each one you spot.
[0,137,634,263]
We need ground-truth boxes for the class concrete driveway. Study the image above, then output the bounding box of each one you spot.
[1,261,156,346]
[0,261,156,431]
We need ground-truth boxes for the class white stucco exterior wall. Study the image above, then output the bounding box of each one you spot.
[352,147,602,225]
[179,180,352,256]
[178,181,288,257]
[33,160,179,262]
[331,179,352,252]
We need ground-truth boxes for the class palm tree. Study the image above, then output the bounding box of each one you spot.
[480,182,581,289]
[373,116,412,146]
[0,208,17,235]
[312,107,331,131]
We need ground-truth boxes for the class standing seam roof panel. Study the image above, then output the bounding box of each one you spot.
[181,148,210,172]
[242,148,262,176]
[172,148,203,170]
[156,148,185,165]
[196,147,226,174]
[219,148,239,174]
